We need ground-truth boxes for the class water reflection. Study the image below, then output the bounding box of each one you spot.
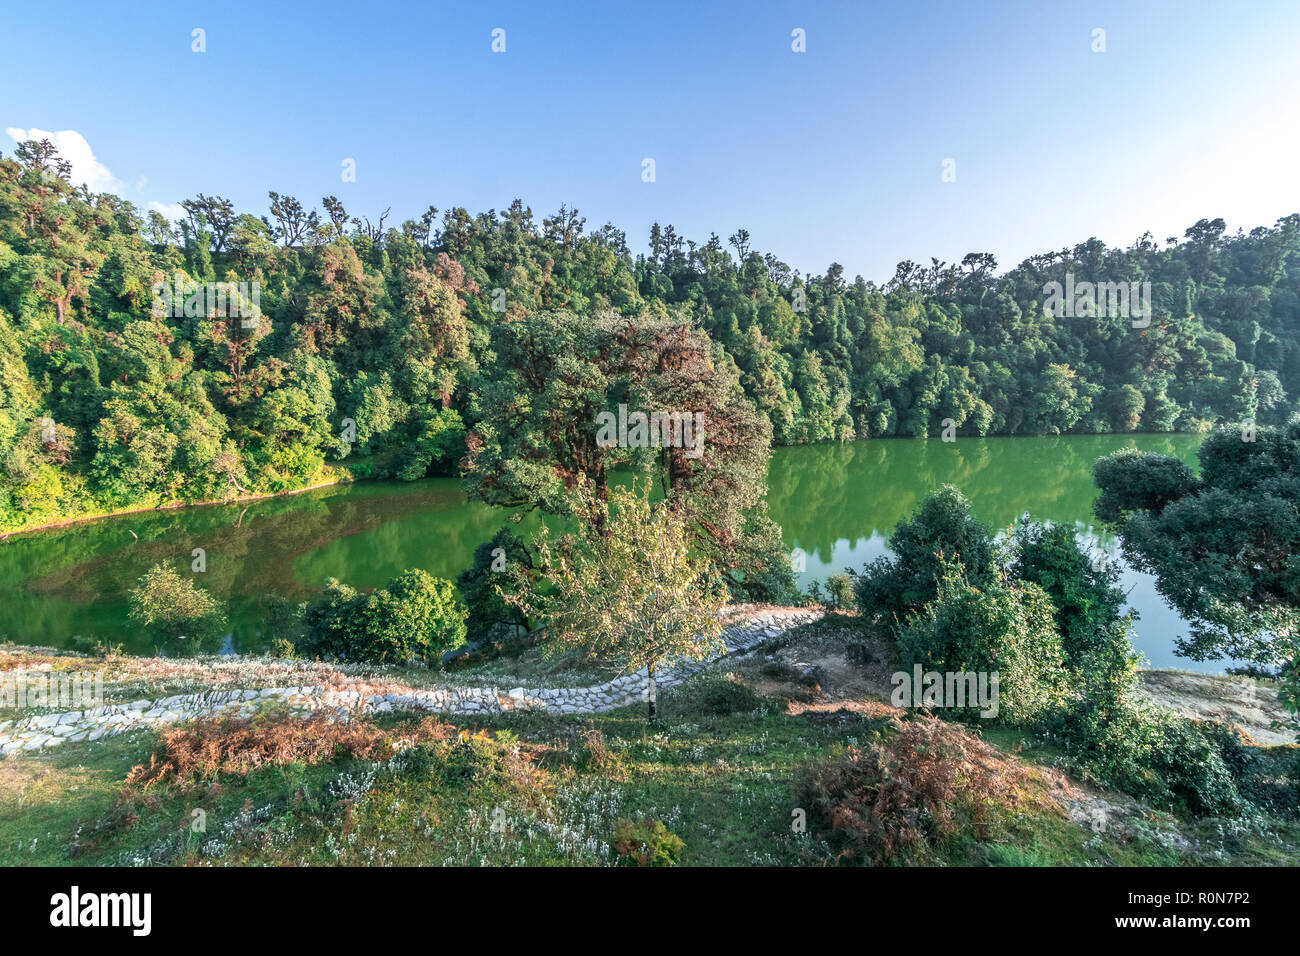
[2,434,1210,668]
[766,434,1206,669]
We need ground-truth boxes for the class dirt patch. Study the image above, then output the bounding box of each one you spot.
[1138,670,1297,746]
[728,614,899,706]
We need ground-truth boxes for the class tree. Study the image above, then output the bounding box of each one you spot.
[396,407,466,480]
[1012,518,1128,666]
[457,527,534,641]
[464,311,794,600]
[1094,422,1300,728]
[854,485,997,627]
[300,568,467,664]
[395,264,471,408]
[1093,447,1198,523]
[504,479,728,719]
[321,195,349,240]
[180,194,236,252]
[265,191,319,247]
[1104,384,1146,432]
[128,563,228,655]
[895,565,1069,725]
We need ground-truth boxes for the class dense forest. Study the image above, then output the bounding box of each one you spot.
[2,137,1299,532]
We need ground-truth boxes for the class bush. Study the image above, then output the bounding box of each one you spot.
[894,566,1069,725]
[822,572,857,610]
[797,716,1041,864]
[1012,519,1128,666]
[128,563,228,656]
[125,712,455,788]
[611,819,685,866]
[1043,695,1251,817]
[69,635,124,657]
[855,485,996,626]
[572,724,617,772]
[678,671,761,715]
[300,568,467,664]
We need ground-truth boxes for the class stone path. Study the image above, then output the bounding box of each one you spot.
[0,610,822,755]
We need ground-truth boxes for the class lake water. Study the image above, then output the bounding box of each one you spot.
[0,434,1215,670]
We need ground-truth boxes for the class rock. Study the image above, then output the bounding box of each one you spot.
[797,664,828,690]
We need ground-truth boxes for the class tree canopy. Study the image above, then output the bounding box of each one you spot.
[3,138,1299,539]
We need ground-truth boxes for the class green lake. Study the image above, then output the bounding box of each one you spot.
[0,434,1215,670]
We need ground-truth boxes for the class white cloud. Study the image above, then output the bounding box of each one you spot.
[148,201,186,221]
[5,127,124,194]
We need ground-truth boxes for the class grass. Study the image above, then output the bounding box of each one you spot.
[6,671,1291,867]
[4,620,1297,868]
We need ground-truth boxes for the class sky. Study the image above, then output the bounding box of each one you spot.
[3,0,1300,282]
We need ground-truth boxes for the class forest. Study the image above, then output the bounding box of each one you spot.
[1,136,1298,532]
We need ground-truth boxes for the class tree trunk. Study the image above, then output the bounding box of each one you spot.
[647,659,658,721]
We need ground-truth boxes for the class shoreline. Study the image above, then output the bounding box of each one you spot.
[2,429,1203,539]
[0,475,355,539]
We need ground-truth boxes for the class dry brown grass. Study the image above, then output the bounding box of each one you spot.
[125,712,456,788]
[798,715,1060,864]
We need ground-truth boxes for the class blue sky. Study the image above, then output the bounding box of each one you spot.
[3,0,1299,281]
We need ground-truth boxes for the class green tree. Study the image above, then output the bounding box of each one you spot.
[128,563,228,655]
[895,565,1069,725]
[301,568,467,664]
[457,526,534,641]
[396,407,466,481]
[1095,422,1299,665]
[1094,422,1300,731]
[505,479,728,719]
[854,485,997,627]
[1012,519,1128,666]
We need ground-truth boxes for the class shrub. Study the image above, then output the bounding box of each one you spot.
[385,728,537,793]
[572,724,617,772]
[300,568,467,664]
[855,485,996,626]
[822,572,857,610]
[611,819,685,866]
[70,635,124,657]
[269,637,296,659]
[128,563,228,656]
[679,671,761,715]
[1043,695,1251,817]
[797,716,1042,865]
[1040,611,1260,818]
[125,713,455,788]
[895,566,1069,725]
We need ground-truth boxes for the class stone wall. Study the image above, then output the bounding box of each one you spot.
[0,610,821,755]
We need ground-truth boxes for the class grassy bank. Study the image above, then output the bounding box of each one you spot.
[2,620,1296,867]
[0,466,361,538]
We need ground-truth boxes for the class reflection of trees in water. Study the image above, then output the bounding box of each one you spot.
[5,436,1200,651]
[5,481,520,649]
[767,435,1200,561]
